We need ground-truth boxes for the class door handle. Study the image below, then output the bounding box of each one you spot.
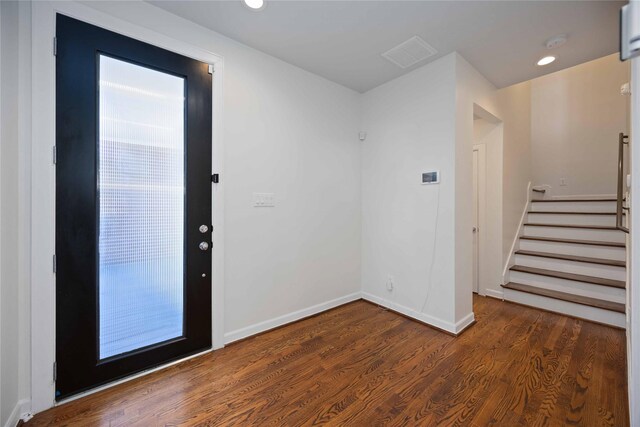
[472,227,477,233]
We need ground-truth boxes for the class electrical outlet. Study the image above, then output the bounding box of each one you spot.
[386,275,394,292]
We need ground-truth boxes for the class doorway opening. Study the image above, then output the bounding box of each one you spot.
[472,104,503,297]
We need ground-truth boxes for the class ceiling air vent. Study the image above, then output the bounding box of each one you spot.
[381,36,438,69]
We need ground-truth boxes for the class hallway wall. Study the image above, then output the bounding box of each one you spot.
[497,81,532,270]
[531,53,630,197]
[360,53,459,329]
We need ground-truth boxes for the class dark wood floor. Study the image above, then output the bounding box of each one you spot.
[28,296,629,426]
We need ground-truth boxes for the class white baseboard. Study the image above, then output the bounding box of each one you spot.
[361,292,474,335]
[484,289,504,300]
[223,292,362,344]
[455,312,476,334]
[4,399,31,427]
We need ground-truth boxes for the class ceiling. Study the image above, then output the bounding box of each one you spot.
[149,0,624,93]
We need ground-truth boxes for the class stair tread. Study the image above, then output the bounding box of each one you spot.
[509,265,626,289]
[528,211,617,215]
[515,250,625,267]
[531,199,616,203]
[502,282,625,313]
[524,223,619,230]
[520,236,625,248]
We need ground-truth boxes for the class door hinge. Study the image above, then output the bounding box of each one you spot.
[208,64,214,74]
[211,174,219,183]
[53,361,57,382]
[53,37,57,56]
[53,254,57,274]
[52,146,57,164]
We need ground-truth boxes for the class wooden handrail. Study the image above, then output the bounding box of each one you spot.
[617,132,629,233]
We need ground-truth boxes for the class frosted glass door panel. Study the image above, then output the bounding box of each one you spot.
[99,55,186,359]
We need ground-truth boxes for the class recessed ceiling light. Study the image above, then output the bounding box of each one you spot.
[537,56,556,66]
[243,0,265,10]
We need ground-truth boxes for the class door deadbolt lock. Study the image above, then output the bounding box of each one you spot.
[199,224,209,233]
[199,242,209,251]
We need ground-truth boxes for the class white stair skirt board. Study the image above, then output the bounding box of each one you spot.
[519,239,626,261]
[530,201,617,213]
[503,287,625,328]
[508,270,625,303]
[523,225,626,243]
[223,292,362,344]
[361,292,474,335]
[513,254,626,281]
[502,182,532,284]
[527,213,617,227]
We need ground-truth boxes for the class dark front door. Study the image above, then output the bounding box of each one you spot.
[55,14,212,400]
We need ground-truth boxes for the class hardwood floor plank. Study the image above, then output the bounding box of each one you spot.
[27,297,629,426]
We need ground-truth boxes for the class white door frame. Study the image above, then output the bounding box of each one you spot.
[629,51,639,427]
[30,1,225,413]
[472,144,486,296]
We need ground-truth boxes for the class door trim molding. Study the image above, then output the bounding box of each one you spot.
[472,144,486,297]
[31,1,225,413]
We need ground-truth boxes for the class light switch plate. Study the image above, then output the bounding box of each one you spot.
[253,193,275,207]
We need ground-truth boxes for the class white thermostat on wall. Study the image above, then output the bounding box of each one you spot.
[422,171,440,185]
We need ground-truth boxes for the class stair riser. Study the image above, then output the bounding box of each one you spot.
[502,288,625,328]
[519,240,626,261]
[523,226,626,243]
[527,213,616,227]
[514,255,626,281]
[530,201,617,213]
[509,271,625,302]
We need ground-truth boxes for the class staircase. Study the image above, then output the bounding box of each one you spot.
[502,198,627,328]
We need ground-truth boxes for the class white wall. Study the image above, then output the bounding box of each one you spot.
[531,54,630,198]
[15,0,363,415]
[359,52,525,332]
[360,53,459,330]
[497,81,532,267]
[454,54,500,318]
[69,1,364,339]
